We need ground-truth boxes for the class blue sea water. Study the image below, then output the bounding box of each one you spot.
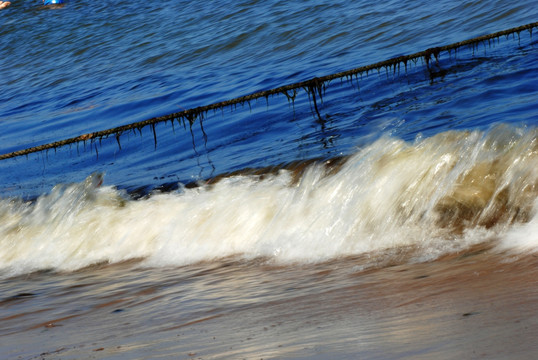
[0,0,536,197]
[0,1,537,359]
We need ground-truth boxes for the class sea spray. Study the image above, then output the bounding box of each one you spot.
[0,126,536,277]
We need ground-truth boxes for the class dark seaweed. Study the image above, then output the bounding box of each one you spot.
[0,22,536,161]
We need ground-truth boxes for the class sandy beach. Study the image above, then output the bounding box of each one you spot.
[2,243,536,359]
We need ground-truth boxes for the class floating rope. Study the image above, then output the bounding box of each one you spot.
[1,22,536,161]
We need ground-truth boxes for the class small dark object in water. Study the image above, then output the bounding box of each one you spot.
[462,311,480,317]
[414,275,429,279]
[1,292,36,304]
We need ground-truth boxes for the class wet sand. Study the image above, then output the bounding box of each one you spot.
[1,246,537,359]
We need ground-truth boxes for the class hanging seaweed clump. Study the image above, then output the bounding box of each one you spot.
[0,21,536,161]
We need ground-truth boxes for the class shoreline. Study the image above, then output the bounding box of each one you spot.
[2,248,536,359]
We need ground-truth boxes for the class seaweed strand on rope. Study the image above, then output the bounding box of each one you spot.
[1,21,536,161]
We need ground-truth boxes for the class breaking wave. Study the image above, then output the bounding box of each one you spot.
[1,125,536,277]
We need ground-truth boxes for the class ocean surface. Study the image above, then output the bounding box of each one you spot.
[1,1,537,359]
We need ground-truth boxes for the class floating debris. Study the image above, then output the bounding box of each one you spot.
[0,22,536,161]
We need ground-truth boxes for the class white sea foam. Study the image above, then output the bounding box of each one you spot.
[0,127,536,277]
[498,198,538,253]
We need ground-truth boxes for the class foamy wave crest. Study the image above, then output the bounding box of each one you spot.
[498,198,538,253]
[0,125,536,276]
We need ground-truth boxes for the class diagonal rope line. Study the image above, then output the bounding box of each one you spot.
[1,21,536,161]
